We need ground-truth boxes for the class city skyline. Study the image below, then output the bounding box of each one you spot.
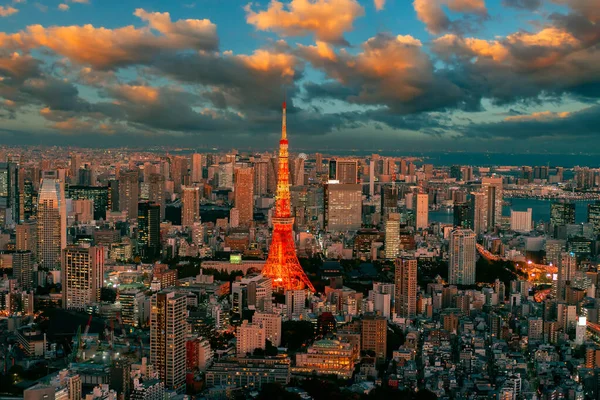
[0,0,598,152]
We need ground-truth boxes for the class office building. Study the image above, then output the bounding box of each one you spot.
[37,179,66,270]
[510,208,532,232]
[16,221,37,256]
[329,159,358,184]
[0,162,19,226]
[551,200,575,228]
[119,170,140,220]
[231,274,273,316]
[236,320,266,356]
[62,245,104,310]
[205,358,290,389]
[381,185,399,217]
[66,185,109,220]
[415,193,428,230]
[253,312,282,347]
[453,202,471,229]
[557,252,577,301]
[448,229,476,285]
[384,213,400,259]
[395,258,417,318]
[150,291,186,393]
[181,186,200,227]
[482,177,503,228]
[148,173,165,221]
[170,156,188,193]
[234,167,254,226]
[588,201,600,235]
[120,289,145,327]
[324,183,362,231]
[253,161,268,196]
[191,153,202,183]
[186,336,213,371]
[13,250,33,290]
[361,314,387,362]
[138,201,161,259]
[469,190,488,236]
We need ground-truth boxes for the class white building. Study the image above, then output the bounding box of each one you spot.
[510,208,532,232]
[415,193,428,230]
[236,320,265,356]
[253,312,282,347]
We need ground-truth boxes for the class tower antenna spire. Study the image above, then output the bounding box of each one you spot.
[282,88,287,140]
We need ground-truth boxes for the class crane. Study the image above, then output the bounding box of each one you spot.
[67,325,82,365]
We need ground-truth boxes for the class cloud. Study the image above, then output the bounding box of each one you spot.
[0,5,18,16]
[413,0,488,35]
[462,104,600,139]
[0,9,218,70]
[552,0,600,23]
[298,33,467,114]
[502,0,542,10]
[70,0,90,3]
[374,0,386,11]
[245,0,364,45]
[58,4,69,11]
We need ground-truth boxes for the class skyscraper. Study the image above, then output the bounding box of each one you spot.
[469,190,488,236]
[261,101,315,292]
[588,201,600,235]
[119,170,139,220]
[453,202,471,229]
[415,193,429,230]
[70,153,81,184]
[253,160,268,197]
[16,221,37,256]
[482,177,503,229]
[234,167,254,226]
[148,173,165,221]
[324,183,362,231]
[551,200,576,235]
[62,245,104,310]
[151,291,186,393]
[384,213,400,260]
[448,229,476,285]
[13,251,33,291]
[181,186,200,227]
[66,185,109,220]
[329,159,358,184]
[394,258,417,318]
[37,179,66,269]
[191,153,202,183]
[0,162,19,227]
[138,201,161,259]
[557,252,577,301]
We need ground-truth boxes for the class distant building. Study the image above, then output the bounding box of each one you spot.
[37,179,66,270]
[118,170,139,220]
[234,167,254,226]
[138,201,161,259]
[510,208,532,232]
[324,183,362,231]
[448,229,476,285]
[395,258,417,318]
[415,193,428,230]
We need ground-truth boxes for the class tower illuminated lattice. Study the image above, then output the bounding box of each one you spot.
[261,101,315,292]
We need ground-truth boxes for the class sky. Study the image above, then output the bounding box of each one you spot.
[0,0,599,152]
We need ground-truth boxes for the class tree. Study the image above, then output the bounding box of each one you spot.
[100,287,117,303]
[256,383,301,400]
[282,321,315,352]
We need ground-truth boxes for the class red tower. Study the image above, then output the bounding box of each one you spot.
[262,102,316,292]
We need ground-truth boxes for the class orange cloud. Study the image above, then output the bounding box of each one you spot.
[109,84,160,104]
[0,9,218,69]
[505,111,571,122]
[413,0,487,34]
[0,6,18,17]
[58,4,69,11]
[236,49,297,77]
[245,0,364,44]
[374,0,386,11]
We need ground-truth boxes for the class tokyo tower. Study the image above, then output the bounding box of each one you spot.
[261,101,316,292]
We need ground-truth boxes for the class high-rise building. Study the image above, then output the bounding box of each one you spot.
[170,156,188,193]
[252,312,282,347]
[394,258,417,318]
[551,200,576,232]
[13,251,33,290]
[482,177,503,228]
[510,208,532,232]
[62,245,104,310]
[315,153,323,174]
[120,289,145,327]
[261,102,315,292]
[285,289,306,320]
[448,229,476,285]
[70,154,81,184]
[453,202,471,229]
[138,201,161,259]
[253,161,268,196]
[66,185,109,220]
[557,252,577,301]
[150,291,186,393]
[469,191,488,236]
[191,153,203,183]
[37,179,66,269]
[384,213,400,260]
[324,183,362,231]
[329,159,358,184]
[234,167,254,226]
[16,221,37,256]
[381,185,399,217]
[119,170,139,220]
[415,193,428,230]
[231,274,273,316]
[148,173,166,221]
[181,186,200,227]
[588,201,600,235]
[361,314,387,362]
[0,162,19,227]
[236,320,265,356]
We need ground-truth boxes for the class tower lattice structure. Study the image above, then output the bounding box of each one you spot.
[262,102,316,292]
